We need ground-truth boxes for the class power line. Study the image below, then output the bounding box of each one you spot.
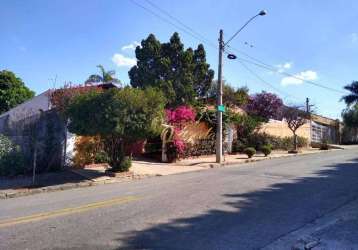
[232,56,347,94]
[238,61,300,101]
[129,0,213,48]
[129,0,347,95]
[224,46,347,94]
[144,0,217,48]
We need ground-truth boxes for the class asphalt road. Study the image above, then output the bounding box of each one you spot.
[1,149,358,250]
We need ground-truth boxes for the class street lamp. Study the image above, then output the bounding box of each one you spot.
[216,10,267,163]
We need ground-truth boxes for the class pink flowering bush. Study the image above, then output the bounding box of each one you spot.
[165,106,196,158]
[166,106,196,126]
[173,137,185,155]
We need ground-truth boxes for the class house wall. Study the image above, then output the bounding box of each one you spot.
[259,117,341,144]
[258,119,311,142]
[0,91,51,123]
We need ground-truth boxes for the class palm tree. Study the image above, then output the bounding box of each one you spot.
[342,81,358,106]
[85,65,121,85]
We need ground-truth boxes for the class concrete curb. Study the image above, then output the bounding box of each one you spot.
[195,148,340,170]
[0,181,95,200]
[0,148,340,200]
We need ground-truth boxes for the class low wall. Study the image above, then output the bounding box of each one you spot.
[258,119,311,142]
[0,110,65,172]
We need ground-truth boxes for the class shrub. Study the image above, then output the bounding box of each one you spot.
[94,151,110,164]
[166,106,196,126]
[244,147,256,158]
[232,114,264,139]
[67,87,166,172]
[0,150,25,176]
[0,135,25,176]
[145,142,162,154]
[73,136,104,167]
[232,140,245,153]
[165,106,196,159]
[111,157,131,172]
[244,133,308,151]
[261,144,272,156]
[320,139,329,150]
[0,134,16,157]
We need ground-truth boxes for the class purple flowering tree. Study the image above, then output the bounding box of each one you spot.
[245,91,283,121]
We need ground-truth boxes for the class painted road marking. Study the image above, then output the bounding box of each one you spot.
[0,196,140,228]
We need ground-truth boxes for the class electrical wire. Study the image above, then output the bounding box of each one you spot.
[144,0,217,48]
[129,0,347,95]
[130,0,213,48]
[238,60,300,101]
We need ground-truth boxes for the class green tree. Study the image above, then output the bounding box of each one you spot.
[129,33,214,107]
[342,104,358,128]
[342,81,358,106]
[85,65,121,85]
[231,113,264,139]
[0,70,35,114]
[209,81,249,107]
[282,106,309,152]
[66,87,165,171]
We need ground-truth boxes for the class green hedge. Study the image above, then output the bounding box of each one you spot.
[233,133,308,152]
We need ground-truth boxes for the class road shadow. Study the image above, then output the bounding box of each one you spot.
[117,157,358,249]
[0,168,101,190]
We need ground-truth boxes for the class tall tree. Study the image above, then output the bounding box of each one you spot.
[129,33,214,107]
[342,104,358,128]
[0,70,35,114]
[85,65,121,85]
[342,81,358,106]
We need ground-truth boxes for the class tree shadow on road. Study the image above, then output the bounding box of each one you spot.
[117,157,358,249]
[0,169,100,190]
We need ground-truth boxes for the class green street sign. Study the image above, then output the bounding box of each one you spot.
[217,105,226,112]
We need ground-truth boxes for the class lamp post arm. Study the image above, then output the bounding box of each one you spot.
[224,13,261,47]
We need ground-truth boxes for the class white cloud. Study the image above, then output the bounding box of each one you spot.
[281,70,318,86]
[276,62,292,73]
[112,53,136,67]
[121,41,140,51]
[351,33,358,43]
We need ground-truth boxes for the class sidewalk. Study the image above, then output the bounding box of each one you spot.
[130,148,335,176]
[263,197,358,250]
[0,148,340,199]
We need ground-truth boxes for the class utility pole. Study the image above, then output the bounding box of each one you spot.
[214,11,266,164]
[306,97,313,146]
[306,97,310,113]
[216,29,224,163]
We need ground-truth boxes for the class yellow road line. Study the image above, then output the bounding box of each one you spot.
[0,196,140,228]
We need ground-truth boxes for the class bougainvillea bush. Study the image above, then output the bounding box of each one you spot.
[165,106,196,128]
[165,106,196,158]
[50,83,103,118]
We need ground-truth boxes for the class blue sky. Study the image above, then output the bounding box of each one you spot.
[1,0,358,119]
